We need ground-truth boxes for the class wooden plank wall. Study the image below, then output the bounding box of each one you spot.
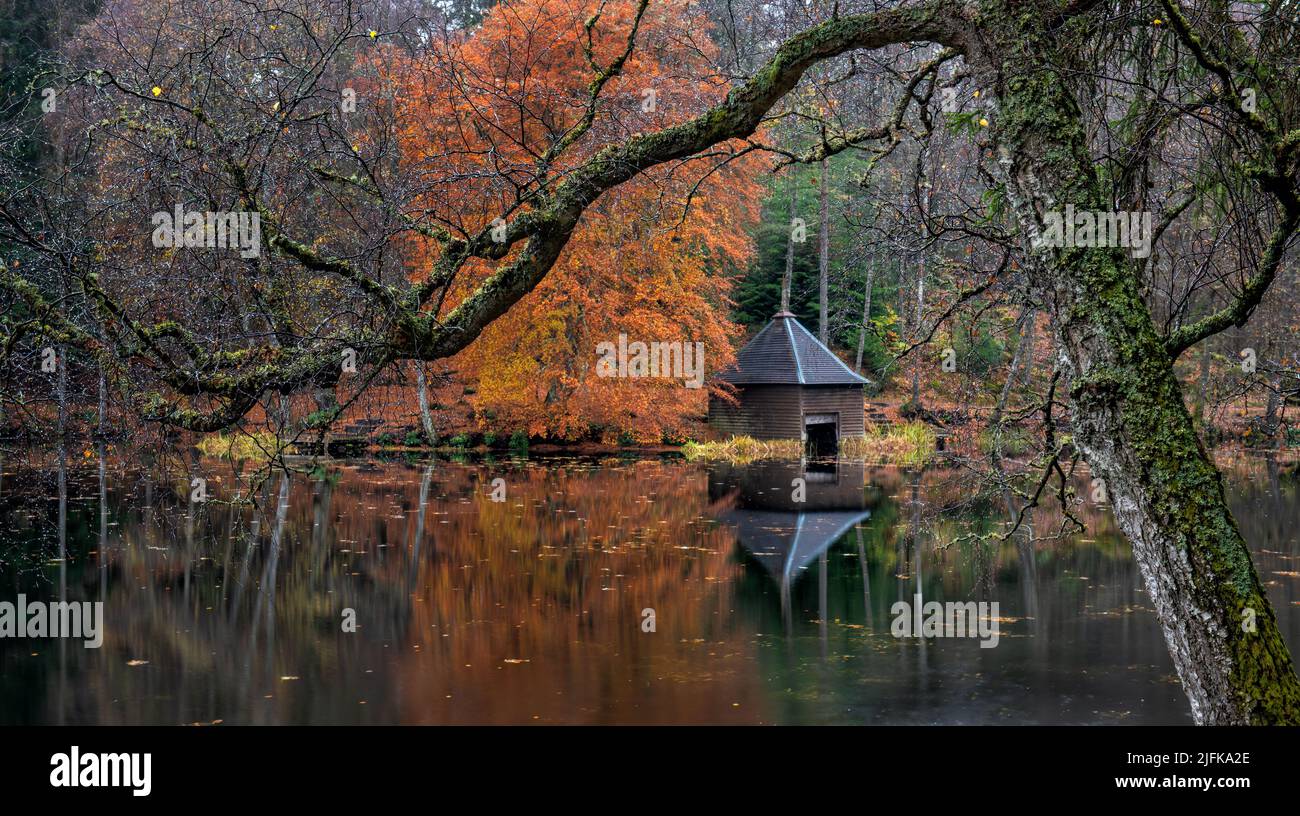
[708,385,803,439]
[801,387,866,437]
[708,385,864,439]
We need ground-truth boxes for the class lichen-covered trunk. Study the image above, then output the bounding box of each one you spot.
[1061,295,1300,723]
[972,8,1300,723]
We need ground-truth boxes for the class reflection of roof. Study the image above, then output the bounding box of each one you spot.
[716,312,870,386]
[719,508,872,586]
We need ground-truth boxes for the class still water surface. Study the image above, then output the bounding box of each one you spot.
[2,449,1297,724]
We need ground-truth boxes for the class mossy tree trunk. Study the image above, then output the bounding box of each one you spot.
[968,6,1300,723]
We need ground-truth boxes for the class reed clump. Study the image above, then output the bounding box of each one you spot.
[838,422,936,467]
[681,435,803,463]
[196,431,280,461]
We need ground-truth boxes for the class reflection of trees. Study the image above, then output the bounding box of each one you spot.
[396,458,750,723]
[3,452,760,723]
[727,464,1204,723]
[2,450,1295,725]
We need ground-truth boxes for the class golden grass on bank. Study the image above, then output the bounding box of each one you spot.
[839,422,937,467]
[195,431,280,461]
[681,436,803,463]
[683,423,937,467]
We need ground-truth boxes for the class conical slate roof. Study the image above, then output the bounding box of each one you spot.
[717,311,871,386]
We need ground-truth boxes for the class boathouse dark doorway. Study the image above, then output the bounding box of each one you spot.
[804,414,838,458]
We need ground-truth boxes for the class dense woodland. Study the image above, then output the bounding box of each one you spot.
[2,0,1300,722]
[0,0,1294,446]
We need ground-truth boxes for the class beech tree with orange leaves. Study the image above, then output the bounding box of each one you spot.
[381,0,762,441]
[0,0,762,442]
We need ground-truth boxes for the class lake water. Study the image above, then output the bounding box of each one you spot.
[2,448,1297,725]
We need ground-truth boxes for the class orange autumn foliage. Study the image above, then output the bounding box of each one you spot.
[380,0,763,442]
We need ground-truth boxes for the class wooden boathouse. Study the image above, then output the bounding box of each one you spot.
[709,311,870,455]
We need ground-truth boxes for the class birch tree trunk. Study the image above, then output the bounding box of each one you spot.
[415,362,436,445]
[56,344,67,438]
[971,10,1300,723]
[855,264,874,374]
[818,157,830,343]
[1263,369,1282,443]
[781,175,797,313]
[1198,341,1213,425]
[97,364,106,437]
[1017,309,1037,391]
[989,306,1033,460]
[911,257,924,408]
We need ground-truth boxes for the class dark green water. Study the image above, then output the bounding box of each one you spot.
[1,448,1297,724]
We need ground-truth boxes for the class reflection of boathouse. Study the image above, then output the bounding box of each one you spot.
[710,460,871,588]
[709,311,870,456]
